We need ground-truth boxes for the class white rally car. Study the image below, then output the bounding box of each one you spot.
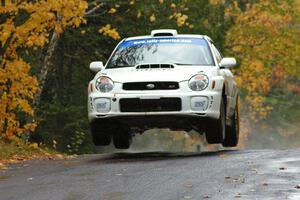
[88,29,240,149]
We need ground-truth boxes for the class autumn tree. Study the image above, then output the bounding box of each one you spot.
[0,0,87,141]
[226,0,300,145]
[227,0,300,117]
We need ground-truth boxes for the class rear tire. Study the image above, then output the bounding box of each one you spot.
[206,98,226,144]
[90,122,111,146]
[222,96,240,147]
[113,128,132,149]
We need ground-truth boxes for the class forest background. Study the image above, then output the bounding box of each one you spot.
[0,0,299,155]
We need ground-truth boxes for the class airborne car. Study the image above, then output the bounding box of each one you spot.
[88,29,240,149]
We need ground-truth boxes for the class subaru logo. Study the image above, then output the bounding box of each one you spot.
[146,83,155,89]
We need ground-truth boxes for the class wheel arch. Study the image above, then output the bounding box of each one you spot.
[222,82,228,114]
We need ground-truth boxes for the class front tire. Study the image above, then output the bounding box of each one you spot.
[205,98,226,144]
[113,128,132,149]
[90,122,111,146]
[222,96,240,147]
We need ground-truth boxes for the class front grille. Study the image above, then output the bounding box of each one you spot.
[120,98,182,112]
[123,82,179,90]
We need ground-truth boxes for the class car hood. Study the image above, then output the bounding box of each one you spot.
[97,66,218,82]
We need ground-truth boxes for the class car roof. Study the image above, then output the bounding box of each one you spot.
[124,34,212,42]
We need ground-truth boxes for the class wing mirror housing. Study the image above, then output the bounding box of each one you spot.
[90,61,104,72]
[219,58,236,68]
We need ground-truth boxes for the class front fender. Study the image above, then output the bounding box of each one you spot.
[211,76,225,92]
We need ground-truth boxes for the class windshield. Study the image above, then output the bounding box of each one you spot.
[106,37,215,68]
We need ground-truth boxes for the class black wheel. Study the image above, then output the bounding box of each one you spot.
[223,96,240,147]
[113,129,132,149]
[206,97,226,144]
[90,122,111,146]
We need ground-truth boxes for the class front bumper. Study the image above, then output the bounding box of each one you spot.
[88,90,222,122]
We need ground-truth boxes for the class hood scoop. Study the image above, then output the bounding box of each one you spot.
[136,64,174,69]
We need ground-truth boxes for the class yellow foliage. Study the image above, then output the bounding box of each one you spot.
[176,14,188,27]
[0,58,39,139]
[226,0,300,120]
[0,0,88,141]
[224,1,241,19]
[0,0,87,49]
[170,3,176,9]
[137,10,142,18]
[28,143,39,149]
[188,24,194,29]
[209,0,225,6]
[98,24,121,40]
[168,5,191,28]
[149,14,156,22]
[108,8,117,14]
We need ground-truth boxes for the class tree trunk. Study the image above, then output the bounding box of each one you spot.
[56,35,65,105]
[34,31,60,107]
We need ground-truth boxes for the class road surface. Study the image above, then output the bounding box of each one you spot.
[1,149,300,200]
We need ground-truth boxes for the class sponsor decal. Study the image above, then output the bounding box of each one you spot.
[119,38,208,48]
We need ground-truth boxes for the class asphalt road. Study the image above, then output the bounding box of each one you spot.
[1,149,300,200]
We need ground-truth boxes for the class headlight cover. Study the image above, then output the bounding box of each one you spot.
[188,74,209,91]
[95,76,114,93]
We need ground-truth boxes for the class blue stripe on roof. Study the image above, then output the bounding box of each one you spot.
[119,38,207,48]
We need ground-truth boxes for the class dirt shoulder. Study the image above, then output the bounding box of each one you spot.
[0,141,65,169]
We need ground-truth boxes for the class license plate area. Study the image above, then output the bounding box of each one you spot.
[119,98,182,112]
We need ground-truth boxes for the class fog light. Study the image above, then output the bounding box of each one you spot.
[94,98,110,113]
[191,97,208,111]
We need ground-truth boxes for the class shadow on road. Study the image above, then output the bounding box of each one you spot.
[88,149,239,164]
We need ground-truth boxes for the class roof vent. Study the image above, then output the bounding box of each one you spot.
[136,64,175,69]
[151,29,178,37]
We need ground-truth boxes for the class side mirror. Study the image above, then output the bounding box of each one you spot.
[90,61,104,72]
[219,58,236,68]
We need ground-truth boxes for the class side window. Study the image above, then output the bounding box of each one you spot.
[211,44,222,64]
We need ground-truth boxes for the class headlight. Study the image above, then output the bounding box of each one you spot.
[188,74,209,91]
[95,76,114,92]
